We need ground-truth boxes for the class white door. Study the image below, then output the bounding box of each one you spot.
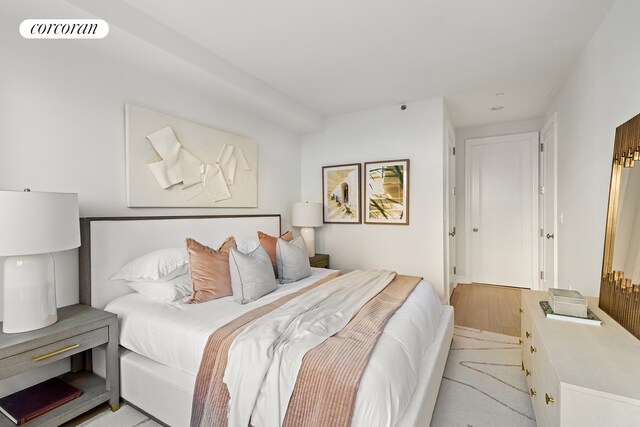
[467,133,539,288]
[540,115,557,289]
[447,123,457,299]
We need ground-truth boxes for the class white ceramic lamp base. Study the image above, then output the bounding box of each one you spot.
[3,254,58,333]
[299,227,316,257]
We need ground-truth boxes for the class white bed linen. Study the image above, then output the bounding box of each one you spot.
[105,268,444,426]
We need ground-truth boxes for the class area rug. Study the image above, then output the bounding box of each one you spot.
[431,326,536,427]
[79,404,161,427]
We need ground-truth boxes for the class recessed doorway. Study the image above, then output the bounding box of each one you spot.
[465,132,539,289]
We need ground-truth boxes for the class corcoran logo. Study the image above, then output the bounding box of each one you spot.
[19,19,109,39]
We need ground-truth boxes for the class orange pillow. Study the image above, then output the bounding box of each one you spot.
[258,230,293,277]
[186,236,236,303]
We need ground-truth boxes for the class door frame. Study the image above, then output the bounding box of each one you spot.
[464,132,540,289]
[541,113,559,289]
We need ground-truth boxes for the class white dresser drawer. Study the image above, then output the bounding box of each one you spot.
[534,332,560,427]
[521,305,535,386]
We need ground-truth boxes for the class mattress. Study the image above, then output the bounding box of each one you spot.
[105,268,444,426]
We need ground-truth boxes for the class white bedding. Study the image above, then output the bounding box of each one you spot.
[105,268,444,426]
[226,270,397,427]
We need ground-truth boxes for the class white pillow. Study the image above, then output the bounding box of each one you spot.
[276,235,312,284]
[228,246,277,304]
[127,274,192,303]
[111,247,188,282]
[236,237,260,254]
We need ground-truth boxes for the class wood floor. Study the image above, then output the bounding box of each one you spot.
[450,283,522,337]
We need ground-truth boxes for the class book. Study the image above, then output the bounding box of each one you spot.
[539,300,602,326]
[0,378,82,425]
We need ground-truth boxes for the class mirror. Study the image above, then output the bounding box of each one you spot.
[611,166,640,280]
[600,112,640,340]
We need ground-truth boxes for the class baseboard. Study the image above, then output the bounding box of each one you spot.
[456,276,470,285]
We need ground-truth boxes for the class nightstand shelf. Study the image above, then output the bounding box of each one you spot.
[0,305,119,427]
[0,372,109,427]
[310,253,330,268]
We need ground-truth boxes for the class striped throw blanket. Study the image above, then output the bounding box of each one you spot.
[191,270,422,427]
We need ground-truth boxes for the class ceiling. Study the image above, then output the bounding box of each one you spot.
[5,0,615,130]
[120,0,614,128]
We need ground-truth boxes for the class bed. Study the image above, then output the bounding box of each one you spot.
[81,215,453,427]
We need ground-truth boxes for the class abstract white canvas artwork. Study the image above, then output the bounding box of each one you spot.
[125,104,258,207]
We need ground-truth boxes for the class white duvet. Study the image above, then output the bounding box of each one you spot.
[105,268,444,426]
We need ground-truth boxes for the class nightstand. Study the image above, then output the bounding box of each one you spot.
[309,253,330,268]
[0,304,120,426]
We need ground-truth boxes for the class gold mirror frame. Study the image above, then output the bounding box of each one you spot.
[600,112,640,340]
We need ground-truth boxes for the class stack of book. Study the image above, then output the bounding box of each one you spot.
[0,378,82,425]
[540,288,601,326]
[539,301,601,325]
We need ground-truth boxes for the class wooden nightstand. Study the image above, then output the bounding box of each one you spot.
[309,253,330,268]
[0,304,120,426]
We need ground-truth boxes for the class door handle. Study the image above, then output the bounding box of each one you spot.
[473,228,479,232]
[546,233,554,239]
[449,227,456,237]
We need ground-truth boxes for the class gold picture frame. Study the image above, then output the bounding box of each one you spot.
[322,163,362,224]
[364,159,410,225]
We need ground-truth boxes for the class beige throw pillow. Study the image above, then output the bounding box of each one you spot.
[186,236,236,303]
[228,245,277,304]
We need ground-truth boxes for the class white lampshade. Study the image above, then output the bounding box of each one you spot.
[1,190,80,333]
[0,190,80,256]
[292,202,323,227]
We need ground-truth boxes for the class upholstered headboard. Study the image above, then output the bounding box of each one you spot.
[79,215,281,308]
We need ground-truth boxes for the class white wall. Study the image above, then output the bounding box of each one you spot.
[0,16,302,323]
[454,118,544,283]
[545,0,640,297]
[301,99,447,299]
[0,13,304,396]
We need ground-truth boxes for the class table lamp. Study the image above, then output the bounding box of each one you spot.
[0,190,80,333]
[292,202,323,257]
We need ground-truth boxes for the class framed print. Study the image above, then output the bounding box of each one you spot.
[364,159,410,225]
[322,163,361,223]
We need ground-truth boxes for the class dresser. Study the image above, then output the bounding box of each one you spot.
[521,291,640,426]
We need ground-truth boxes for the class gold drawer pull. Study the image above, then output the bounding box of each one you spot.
[545,393,555,404]
[525,369,532,377]
[518,338,523,344]
[525,331,531,338]
[32,344,80,362]
[530,345,537,354]
[530,388,537,397]
[519,308,523,313]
